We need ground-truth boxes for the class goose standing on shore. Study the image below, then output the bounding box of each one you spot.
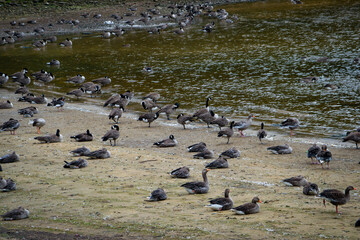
[257,123,267,143]
[146,188,167,201]
[318,186,356,213]
[70,129,93,142]
[102,125,120,146]
[34,129,62,143]
[205,188,233,211]
[343,131,360,149]
[108,107,124,123]
[138,111,160,127]
[153,135,178,147]
[141,99,159,112]
[233,115,255,137]
[29,118,46,134]
[1,207,29,221]
[307,144,321,164]
[158,103,180,120]
[103,94,120,107]
[231,197,262,215]
[0,118,20,135]
[170,166,190,178]
[198,110,216,128]
[181,169,210,194]
[280,118,300,136]
[193,97,212,118]
[267,144,292,154]
[143,92,160,102]
[218,121,234,144]
[177,113,194,129]
[211,116,229,130]
[316,145,332,169]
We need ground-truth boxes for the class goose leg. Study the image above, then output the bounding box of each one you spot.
[37,127,40,134]
[290,129,293,136]
[114,139,116,146]
[323,199,326,207]
[183,125,186,130]
[227,137,230,144]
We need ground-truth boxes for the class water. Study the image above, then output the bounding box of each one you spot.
[0,0,359,140]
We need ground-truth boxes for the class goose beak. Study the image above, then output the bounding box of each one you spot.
[206,169,210,172]
[259,200,262,203]
[354,187,357,190]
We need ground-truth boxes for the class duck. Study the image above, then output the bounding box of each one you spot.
[67,74,85,84]
[146,188,167,201]
[34,129,62,143]
[0,73,9,86]
[141,99,159,112]
[108,107,124,123]
[280,118,300,136]
[193,149,214,159]
[193,97,212,118]
[1,207,29,221]
[187,142,207,152]
[47,97,65,110]
[70,129,93,142]
[282,175,308,187]
[18,106,38,117]
[219,147,240,158]
[67,88,85,99]
[138,111,160,127]
[0,178,16,191]
[177,113,194,129]
[0,152,19,163]
[303,182,319,196]
[0,118,20,135]
[307,144,321,164]
[205,156,228,169]
[102,125,120,146]
[231,197,262,215]
[0,100,13,109]
[158,103,180,120]
[29,118,46,134]
[14,86,29,95]
[233,115,255,137]
[318,186,356,214]
[267,144,292,154]
[170,166,190,178]
[143,92,160,102]
[70,146,91,156]
[86,148,111,159]
[46,59,60,65]
[210,116,229,130]
[181,169,210,194]
[206,189,233,211]
[343,131,360,149]
[59,38,72,47]
[154,135,178,147]
[218,121,234,144]
[316,145,332,169]
[92,76,111,86]
[63,158,88,169]
[257,122,267,143]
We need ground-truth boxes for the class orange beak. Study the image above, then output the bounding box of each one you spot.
[206,169,210,172]
[259,200,262,203]
[354,187,357,190]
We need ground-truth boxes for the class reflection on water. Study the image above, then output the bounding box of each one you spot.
[0,0,359,139]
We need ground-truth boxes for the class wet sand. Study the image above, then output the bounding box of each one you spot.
[0,88,359,239]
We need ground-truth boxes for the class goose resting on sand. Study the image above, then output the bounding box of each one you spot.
[181,169,210,194]
[1,207,29,221]
[146,188,167,201]
[231,197,262,215]
[206,189,233,211]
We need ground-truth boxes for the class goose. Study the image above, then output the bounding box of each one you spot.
[103,94,120,107]
[267,144,292,154]
[177,113,194,129]
[70,146,91,156]
[299,76,317,83]
[47,97,65,110]
[303,182,319,196]
[34,129,62,143]
[67,74,85,84]
[138,111,160,127]
[102,31,111,39]
[193,149,214,159]
[32,39,47,48]
[33,27,45,34]
[12,74,31,86]
[108,107,124,123]
[5,36,15,44]
[154,135,178,147]
[63,158,88,169]
[30,94,47,104]
[109,95,129,110]
[143,92,160,102]
[29,118,46,134]
[170,166,190,178]
[203,21,215,33]
[193,97,212,118]
[141,99,159,112]
[307,144,321,164]
[67,88,85,99]
[218,121,234,144]
[233,114,255,137]
[0,177,5,188]
[18,106,38,117]
[1,207,29,221]
[0,178,16,191]
[316,145,332,169]
[59,38,72,47]
[158,103,180,120]
[0,152,19,163]
[198,110,216,128]
[187,142,207,152]
[206,189,233,211]
[210,116,229,130]
[324,84,339,90]
[10,68,28,80]
[146,188,167,201]
[84,83,101,97]
[318,186,356,213]
[282,175,308,187]
[31,69,47,79]
[37,72,55,83]
[219,147,240,158]
[280,118,300,136]
[0,100,13,109]
[173,27,184,34]
[180,169,210,194]
[102,125,120,146]
[257,123,267,143]
[0,73,9,86]
[122,90,134,100]
[0,118,20,135]
[205,156,228,169]
[46,59,60,65]
[92,76,111,86]
[343,131,360,149]
[70,129,93,142]
[231,197,262,215]
[46,36,57,43]
[86,148,111,159]
[14,86,29,95]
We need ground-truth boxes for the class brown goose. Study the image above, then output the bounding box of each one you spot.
[231,197,262,215]
[109,95,130,110]
[193,97,212,118]
[177,113,194,129]
[180,169,210,194]
[210,116,229,130]
[282,175,308,187]
[280,118,300,136]
[153,135,178,147]
[1,207,29,221]
[0,152,19,163]
[10,68,28,80]
[343,131,360,149]
[67,88,85,99]
[92,76,111,86]
[219,147,240,158]
[14,86,29,95]
[29,118,46,134]
[63,158,88,169]
[233,115,255,137]
[59,38,72,47]
[70,129,93,142]
[198,110,216,128]
[318,186,356,213]
[0,118,20,135]
[67,74,85,84]
[187,142,207,152]
[307,144,321,164]
[103,94,120,107]
[316,145,332,169]
[70,146,91,156]
[138,111,160,127]
[146,188,167,201]
[102,125,120,146]
[108,107,124,123]
[122,90,134,100]
[205,189,233,211]
[257,122,267,143]
[170,166,190,178]
[141,99,159,112]
[30,94,47,104]
[303,182,319,196]
[158,103,180,120]
[34,129,62,143]
[18,106,38,117]
[267,144,292,154]
[0,100,13,109]
[143,92,160,102]
[86,148,111,159]
[205,156,228,169]
[193,149,214,159]
[31,69,47,79]
[217,121,234,144]
[0,178,16,191]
